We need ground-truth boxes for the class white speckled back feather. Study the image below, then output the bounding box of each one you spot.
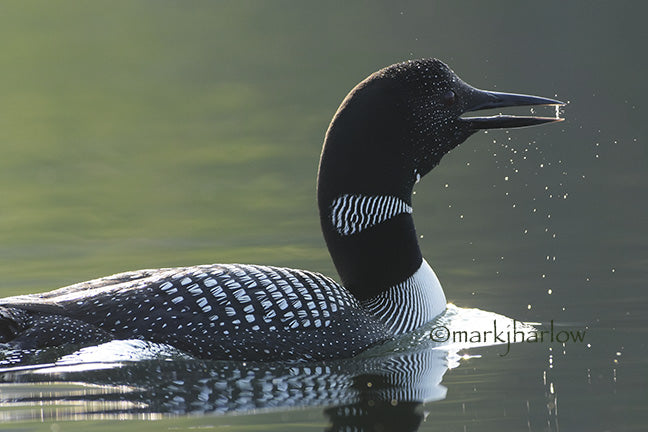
[1,264,392,361]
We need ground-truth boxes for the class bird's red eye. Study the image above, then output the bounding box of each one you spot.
[443,90,456,106]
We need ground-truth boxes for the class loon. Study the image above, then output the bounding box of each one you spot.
[0,59,563,361]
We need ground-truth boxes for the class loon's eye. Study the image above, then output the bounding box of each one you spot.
[443,90,456,106]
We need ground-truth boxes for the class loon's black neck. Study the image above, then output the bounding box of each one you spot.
[317,75,424,302]
[316,58,564,322]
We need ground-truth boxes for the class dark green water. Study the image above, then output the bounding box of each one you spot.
[0,1,646,431]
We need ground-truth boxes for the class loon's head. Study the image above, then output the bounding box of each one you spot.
[317,58,564,299]
[318,58,564,202]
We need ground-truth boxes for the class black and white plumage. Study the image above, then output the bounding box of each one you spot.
[361,259,446,335]
[0,59,563,361]
[1,264,390,361]
[330,194,413,236]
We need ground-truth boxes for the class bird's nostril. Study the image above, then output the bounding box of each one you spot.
[443,90,456,106]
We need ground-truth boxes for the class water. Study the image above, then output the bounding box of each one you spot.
[0,1,646,431]
[0,308,542,425]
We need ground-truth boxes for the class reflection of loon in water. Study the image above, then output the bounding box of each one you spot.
[0,59,563,361]
[1,343,448,428]
[0,306,535,429]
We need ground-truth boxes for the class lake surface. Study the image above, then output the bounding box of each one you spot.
[0,2,646,431]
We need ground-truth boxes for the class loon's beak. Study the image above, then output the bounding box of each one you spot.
[462,89,565,129]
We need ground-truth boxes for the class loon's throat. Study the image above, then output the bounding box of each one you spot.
[318,189,423,299]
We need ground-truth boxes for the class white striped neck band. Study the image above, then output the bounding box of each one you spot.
[330,194,413,236]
